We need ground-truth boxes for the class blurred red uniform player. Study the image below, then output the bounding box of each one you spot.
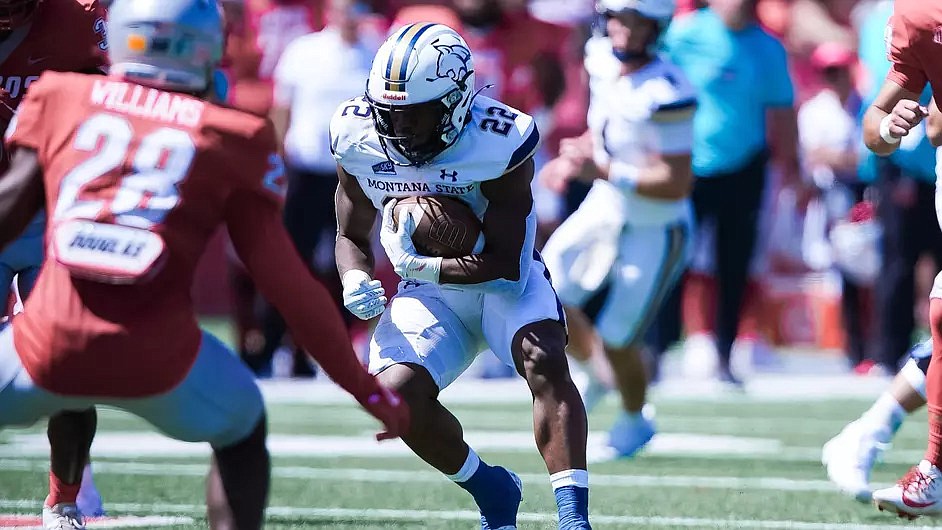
[0,0,108,521]
[0,3,407,528]
[227,0,322,115]
[864,0,942,519]
[0,0,106,313]
[221,0,322,375]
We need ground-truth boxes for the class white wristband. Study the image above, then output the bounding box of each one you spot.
[880,115,901,145]
[341,269,372,290]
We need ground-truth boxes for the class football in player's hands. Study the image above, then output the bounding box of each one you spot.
[393,195,482,258]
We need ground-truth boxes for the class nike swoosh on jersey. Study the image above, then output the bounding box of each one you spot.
[27,56,47,65]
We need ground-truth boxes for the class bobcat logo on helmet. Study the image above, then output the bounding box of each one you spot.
[428,42,472,85]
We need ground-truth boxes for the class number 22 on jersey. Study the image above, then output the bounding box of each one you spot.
[51,112,196,284]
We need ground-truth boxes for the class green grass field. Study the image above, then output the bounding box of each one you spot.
[1,366,941,529]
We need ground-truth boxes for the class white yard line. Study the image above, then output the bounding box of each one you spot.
[0,459,852,492]
[259,374,891,404]
[0,499,929,529]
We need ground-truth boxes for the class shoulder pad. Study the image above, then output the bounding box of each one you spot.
[329,96,375,164]
[644,61,697,121]
[468,95,540,174]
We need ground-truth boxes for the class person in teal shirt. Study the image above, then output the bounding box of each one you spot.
[662,0,802,384]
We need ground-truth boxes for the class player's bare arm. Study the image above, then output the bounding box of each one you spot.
[335,164,377,278]
[864,78,926,156]
[555,132,692,200]
[0,148,43,250]
[439,156,535,285]
[926,97,942,147]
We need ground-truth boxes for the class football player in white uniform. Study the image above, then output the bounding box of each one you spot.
[331,23,591,529]
[540,0,695,459]
[822,340,932,502]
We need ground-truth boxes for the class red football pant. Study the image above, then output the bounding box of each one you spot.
[925,297,942,466]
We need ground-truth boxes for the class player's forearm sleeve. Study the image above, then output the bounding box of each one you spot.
[226,192,377,398]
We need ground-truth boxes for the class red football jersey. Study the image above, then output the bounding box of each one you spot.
[0,0,107,125]
[886,0,942,101]
[5,72,370,399]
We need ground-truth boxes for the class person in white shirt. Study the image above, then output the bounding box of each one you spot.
[540,0,695,459]
[261,0,381,374]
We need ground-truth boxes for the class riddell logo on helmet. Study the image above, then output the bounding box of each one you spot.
[381,91,408,101]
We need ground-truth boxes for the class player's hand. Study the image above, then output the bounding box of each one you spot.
[341,270,387,320]
[380,200,442,283]
[357,383,411,441]
[886,99,929,140]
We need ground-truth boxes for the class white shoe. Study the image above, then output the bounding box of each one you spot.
[42,503,85,530]
[873,460,942,518]
[76,464,105,517]
[608,406,656,458]
[821,420,889,503]
[681,333,719,380]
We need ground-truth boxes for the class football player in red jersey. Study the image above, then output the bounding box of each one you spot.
[0,0,109,519]
[0,1,409,529]
[863,0,942,519]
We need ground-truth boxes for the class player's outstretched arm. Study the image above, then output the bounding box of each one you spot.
[225,190,409,439]
[864,79,926,156]
[0,148,43,252]
[438,157,535,291]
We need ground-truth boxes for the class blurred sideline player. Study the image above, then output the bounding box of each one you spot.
[822,339,930,503]
[0,0,108,517]
[0,1,408,529]
[539,0,694,458]
[332,23,591,529]
[859,0,942,518]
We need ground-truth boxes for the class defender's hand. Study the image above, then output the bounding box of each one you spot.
[357,383,411,441]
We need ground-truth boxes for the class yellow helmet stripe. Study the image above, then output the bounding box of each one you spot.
[384,22,435,92]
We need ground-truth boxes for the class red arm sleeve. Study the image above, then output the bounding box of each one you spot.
[224,188,379,399]
[5,74,48,153]
[886,11,929,94]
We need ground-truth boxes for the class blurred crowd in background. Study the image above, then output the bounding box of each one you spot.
[200,0,937,384]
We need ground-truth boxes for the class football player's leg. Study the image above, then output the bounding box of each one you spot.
[595,222,688,458]
[824,339,929,502]
[485,264,590,529]
[873,278,942,517]
[370,287,523,529]
[0,325,95,526]
[539,205,617,413]
[120,331,268,530]
[713,163,765,385]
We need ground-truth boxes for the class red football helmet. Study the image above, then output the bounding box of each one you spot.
[0,0,39,32]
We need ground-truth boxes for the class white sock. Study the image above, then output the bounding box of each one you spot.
[446,447,481,483]
[550,469,589,491]
[861,392,906,437]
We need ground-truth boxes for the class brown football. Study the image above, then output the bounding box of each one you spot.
[394,195,482,258]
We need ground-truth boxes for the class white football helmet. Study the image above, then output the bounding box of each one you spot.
[596,0,676,59]
[107,0,224,93]
[365,23,477,166]
[597,0,675,21]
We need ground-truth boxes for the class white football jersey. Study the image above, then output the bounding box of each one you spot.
[330,94,539,218]
[584,37,697,225]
